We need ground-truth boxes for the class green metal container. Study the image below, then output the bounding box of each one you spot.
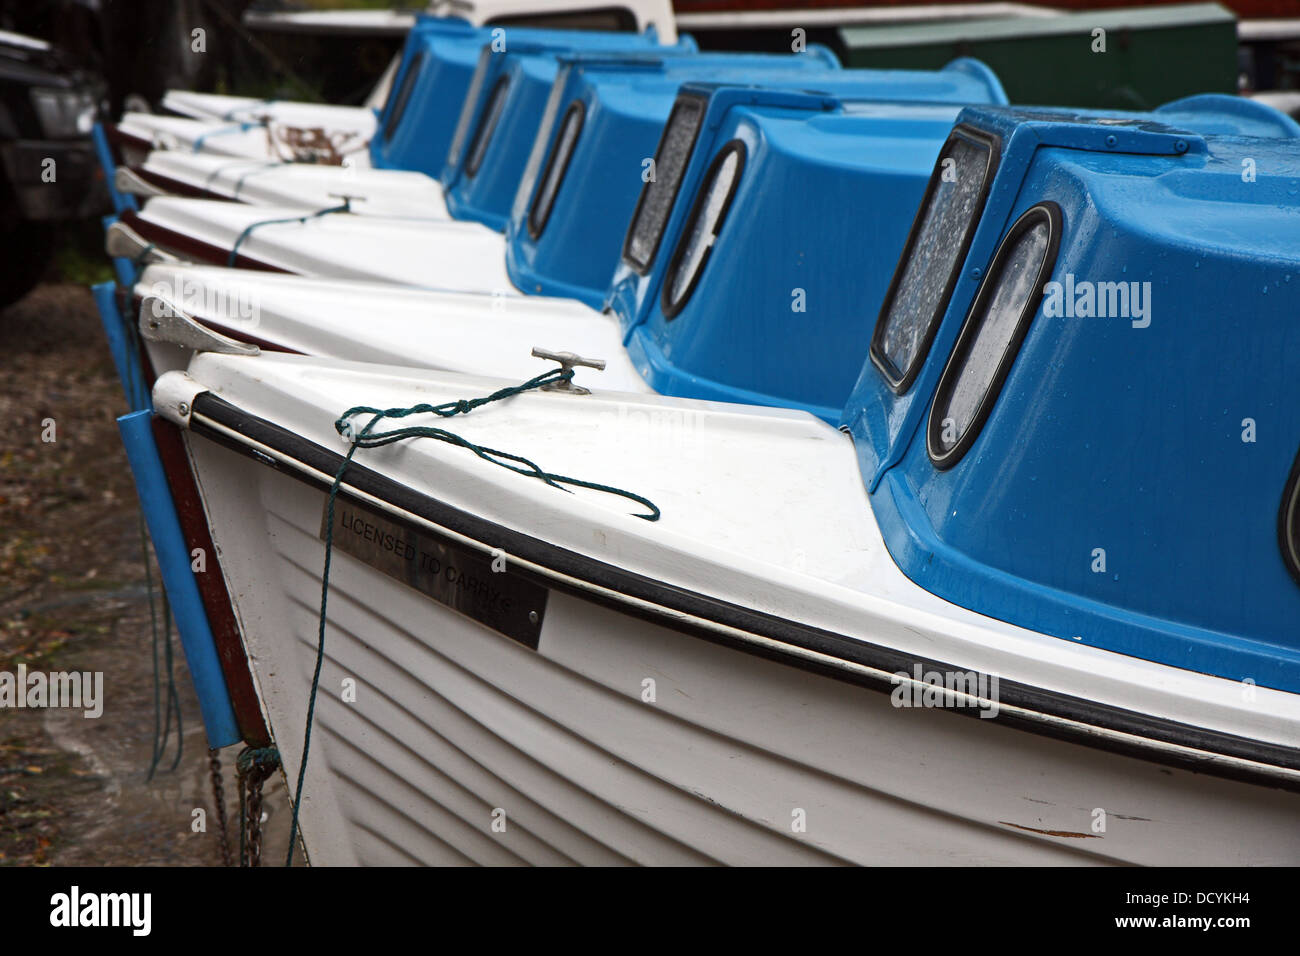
[837,3,1238,110]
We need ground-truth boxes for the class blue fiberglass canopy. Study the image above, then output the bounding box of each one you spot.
[435,35,732,231]
[504,50,857,309]
[369,15,681,177]
[370,18,486,174]
[597,63,1009,423]
[840,95,1300,692]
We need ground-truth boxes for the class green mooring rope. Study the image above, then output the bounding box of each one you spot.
[191,120,263,153]
[130,243,156,272]
[222,100,277,122]
[124,301,182,781]
[201,159,278,194]
[226,200,350,268]
[284,368,660,865]
[231,161,285,198]
[137,515,183,782]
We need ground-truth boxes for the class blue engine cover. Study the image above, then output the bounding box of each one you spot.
[370,18,485,174]
[505,49,851,309]
[439,35,710,232]
[369,15,677,177]
[841,95,1300,691]
[601,64,1009,422]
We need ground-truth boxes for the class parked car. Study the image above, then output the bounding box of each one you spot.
[0,28,107,306]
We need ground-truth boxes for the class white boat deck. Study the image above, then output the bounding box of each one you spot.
[161,91,377,132]
[119,111,375,164]
[136,198,506,290]
[137,263,632,385]
[139,151,448,219]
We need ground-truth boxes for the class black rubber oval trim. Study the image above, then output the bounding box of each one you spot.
[1279,442,1300,588]
[927,200,1063,470]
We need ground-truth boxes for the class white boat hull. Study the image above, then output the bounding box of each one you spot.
[157,354,1300,865]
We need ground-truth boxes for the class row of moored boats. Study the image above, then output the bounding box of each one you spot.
[91,4,1300,865]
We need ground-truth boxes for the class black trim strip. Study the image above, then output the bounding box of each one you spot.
[184,391,1300,792]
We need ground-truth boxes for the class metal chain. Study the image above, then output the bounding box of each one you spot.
[208,748,233,867]
[246,771,265,867]
[234,746,279,867]
[237,758,248,867]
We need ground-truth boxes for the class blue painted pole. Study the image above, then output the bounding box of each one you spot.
[117,411,240,748]
[91,280,148,411]
[111,257,137,288]
[92,122,137,215]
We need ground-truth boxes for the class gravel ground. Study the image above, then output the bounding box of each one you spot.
[0,282,291,866]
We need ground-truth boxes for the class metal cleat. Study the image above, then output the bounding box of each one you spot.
[531,347,605,395]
